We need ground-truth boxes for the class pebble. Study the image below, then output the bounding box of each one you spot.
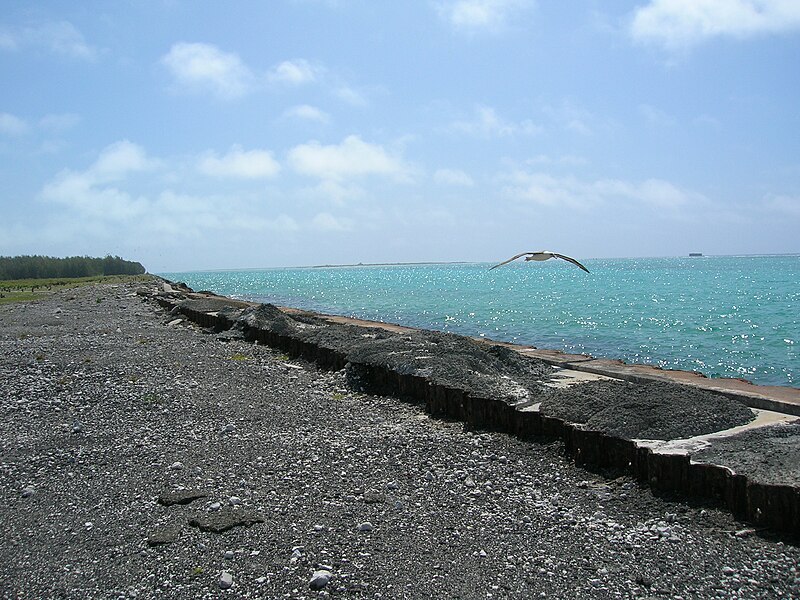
[209,502,221,511]
[218,571,233,590]
[357,522,373,532]
[223,550,234,560]
[228,496,242,506]
[309,569,332,590]
[167,462,183,471]
[21,486,34,498]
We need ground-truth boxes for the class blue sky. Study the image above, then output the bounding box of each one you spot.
[1,0,799,272]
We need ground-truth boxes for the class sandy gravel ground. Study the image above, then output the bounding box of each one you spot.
[1,280,798,599]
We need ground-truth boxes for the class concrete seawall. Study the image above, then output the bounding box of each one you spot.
[151,284,800,536]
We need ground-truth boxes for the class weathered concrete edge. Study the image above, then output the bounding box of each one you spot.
[279,301,800,417]
[153,291,800,535]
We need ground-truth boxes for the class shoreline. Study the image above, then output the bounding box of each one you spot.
[179,280,800,413]
[162,254,799,390]
[2,277,799,598]
[157,279,800,535]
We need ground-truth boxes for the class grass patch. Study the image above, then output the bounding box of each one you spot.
[0,274,155,305]
[0,291,38,304]
[141,392,164,406]
[230,353,252,361]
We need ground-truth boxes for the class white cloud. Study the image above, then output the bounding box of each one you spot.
[631,0,800,49]
[42,170,148,221]
[288,135,411,182]
[39,113,81,132]
[0,111,83,141]
[0,31,15,50]
[638,103,677,126]
[543,101,599,136]
[90,140,157,181]
[283,104,330,123]
[161,42,253,99]
[434,168,474,186]
[268,59,320,85]
[0,112,82,137]
[0,21,98,60]
[303,180,366,205]
[311,212,353,231]
[526,154,588,167]
[198,146,281,179]
[763,194,800,217]
[542,98,615,136]
[36,140,301,250]
[437,0,535,33]
[40,141,157,218]
[451,105,540,137]
[38,21,98,60]
[0,112,28,135]
[504,171,706,210]
[334,85,368,107]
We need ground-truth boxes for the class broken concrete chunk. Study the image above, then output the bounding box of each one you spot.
[157,490,209,507]
[188,510,265,533]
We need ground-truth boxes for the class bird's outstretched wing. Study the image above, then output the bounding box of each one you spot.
[489,251,590,273]
[489,252,538,270]
[552,253,590,273]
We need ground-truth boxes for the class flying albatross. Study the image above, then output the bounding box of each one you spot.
[489,251,590,273]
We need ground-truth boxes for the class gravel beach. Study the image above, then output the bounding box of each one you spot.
[1,279,798,599]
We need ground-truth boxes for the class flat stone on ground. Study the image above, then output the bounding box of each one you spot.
[188,510,265,533]
[157,489,209,506]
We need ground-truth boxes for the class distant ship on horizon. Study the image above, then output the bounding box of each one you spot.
[689,252,703,257]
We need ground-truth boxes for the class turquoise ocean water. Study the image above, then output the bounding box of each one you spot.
[161,255,799,388]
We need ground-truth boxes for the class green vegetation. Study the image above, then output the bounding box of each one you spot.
[230,353,252,361]
[1,290,38,304]
[0,254,145,280]
[0,273,153,305]
[141,392,164,406]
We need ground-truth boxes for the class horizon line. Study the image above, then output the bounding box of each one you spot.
[155,252,800,275]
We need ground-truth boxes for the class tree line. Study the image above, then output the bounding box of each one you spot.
[0,255,146,280]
